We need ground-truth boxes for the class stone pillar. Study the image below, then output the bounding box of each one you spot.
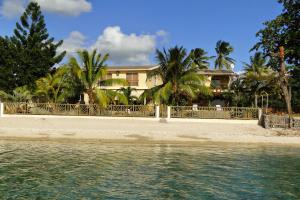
[264,115,270,129]
[155,106,160,119]
[0,102,4,117]
[167,106,171,119]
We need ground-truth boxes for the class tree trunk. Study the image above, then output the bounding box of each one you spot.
[278,46,292,127]
[87,89,94,105]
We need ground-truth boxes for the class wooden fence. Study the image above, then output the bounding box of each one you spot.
[170,106,259,119]
[3,102,156,118]
[3,102,261,120]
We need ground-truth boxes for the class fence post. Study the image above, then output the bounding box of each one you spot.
[258,108,263,125]
[155,106,160,119]
[0,102,3,117]
[167,106,171,119]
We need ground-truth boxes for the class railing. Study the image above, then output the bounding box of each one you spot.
[2,102,261,120]
[263,114,300,129]
[3,102,156,118]
[170,106,259,119]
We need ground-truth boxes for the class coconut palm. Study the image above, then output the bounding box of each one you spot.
[244,52,271,77]
[0,86,32,102]
[144,46,211,105]
[190,48,211,69]
[243,52,277,95]
[118,87,138,104]
[213,40,235,70]
[35,66,72,103]
[69,49,127,107]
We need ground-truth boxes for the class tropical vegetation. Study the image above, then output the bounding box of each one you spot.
[0,0,299,115]
[142,46,211,105]
[69,49,128,107]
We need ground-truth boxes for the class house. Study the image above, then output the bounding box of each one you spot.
[198,69,237,93]
[97,65,237,104]
[98,65,162,98]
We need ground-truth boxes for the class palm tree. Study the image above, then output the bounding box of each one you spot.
[190,48,211,69]
[213,40,235,70]
[0,86,32,102]
[35,66,72,103]
[237,52,281,108]
[244,52,270,77]
[118,87,138,104]
[69,49,127,107]
[144,46,210,105]
[243,52,276,95]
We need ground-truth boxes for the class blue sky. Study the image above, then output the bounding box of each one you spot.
[0,0,283,71]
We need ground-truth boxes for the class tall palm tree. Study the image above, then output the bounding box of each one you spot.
[118,87,138,104]
[243,52,276,95]
[213,40,235,70]
[144,46,210,105]
[69,49,127,107]
[35,66,72,103]
[0,86,32,102]
[240,52,280,108]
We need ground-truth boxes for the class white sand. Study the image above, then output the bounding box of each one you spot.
[0,115,299,144]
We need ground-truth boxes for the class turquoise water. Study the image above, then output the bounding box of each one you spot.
[0,141,300,199]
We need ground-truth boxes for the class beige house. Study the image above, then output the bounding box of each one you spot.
[99,65,162,97]
[96,65,237,104]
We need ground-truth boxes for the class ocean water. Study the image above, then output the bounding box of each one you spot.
[0,141,300,200]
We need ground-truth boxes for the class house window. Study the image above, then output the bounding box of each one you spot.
[211,76,229,89]
[126,73,139,86]
[99,73,112,86]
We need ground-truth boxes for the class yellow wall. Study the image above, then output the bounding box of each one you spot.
[99,70,151,97]
[99,69,233,97]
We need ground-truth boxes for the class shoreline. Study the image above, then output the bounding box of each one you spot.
[0,115,299,145]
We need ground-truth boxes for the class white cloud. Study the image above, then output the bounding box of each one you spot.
[0,0,24,18]
[91,26,157,65]
[58,31,86,53]
[32,0,92,16]
[59,26,169,65]
[0,0,92,18]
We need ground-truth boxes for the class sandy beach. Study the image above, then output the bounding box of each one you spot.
[0,115,299,144]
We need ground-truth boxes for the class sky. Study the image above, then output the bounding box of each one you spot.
[0,0,283,71]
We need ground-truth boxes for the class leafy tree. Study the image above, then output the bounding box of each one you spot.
[0,86,32,102]
[143,46,211,105]
[10,2,65,89]
[290,66,300,112]
[252,0,299,115]
[213,40,235,70]
[0,37,18,93]
[70,49,127,107]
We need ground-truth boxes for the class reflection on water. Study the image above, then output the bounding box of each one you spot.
[0,141,300,199]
